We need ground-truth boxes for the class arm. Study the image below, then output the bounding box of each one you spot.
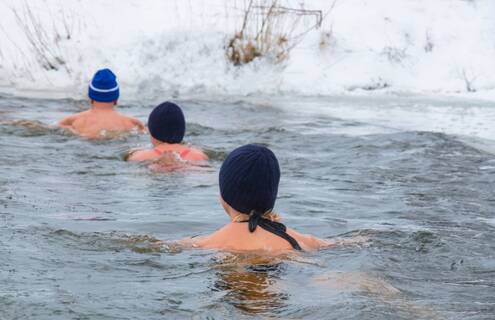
[126,149,153,162]
[58,114,77,129]
[125,149,141,161]
[57,114,81,134]
[306,235,336,249]
[184,148,209,161]
[130,117,145,132]
[288,229,369,250]
[176,227,230,249]
[176,236,208,248]
[288,229,336,250]
[151,235,208,250]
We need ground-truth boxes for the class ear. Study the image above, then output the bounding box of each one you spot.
[114,100,118,106]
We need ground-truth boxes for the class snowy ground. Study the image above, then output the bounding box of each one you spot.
[0,0,494,101]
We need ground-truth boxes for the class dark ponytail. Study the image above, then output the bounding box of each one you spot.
[248,210,302,250]
[248,210,262,232]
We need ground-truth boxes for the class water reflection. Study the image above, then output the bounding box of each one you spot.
[211,254,289,315]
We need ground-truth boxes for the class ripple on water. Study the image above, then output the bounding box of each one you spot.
[1,96,495,319]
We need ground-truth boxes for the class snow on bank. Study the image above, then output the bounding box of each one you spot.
[0,0,494,101]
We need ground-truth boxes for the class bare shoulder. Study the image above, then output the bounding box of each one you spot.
[184,147,209,161]
[287,228,333,250]
[127,149,157,162]
[189,224,238,248]
[117,112,144,130]
[58,111,86,126]
[129,116,145,130]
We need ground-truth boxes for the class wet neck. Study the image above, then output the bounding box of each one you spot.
[153,141,182,151]
[91,102,115,111]
[228,209,280,224]
[231,214,250,223]
[228,209,250,223]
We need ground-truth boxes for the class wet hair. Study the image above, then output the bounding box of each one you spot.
[148,102,185,144]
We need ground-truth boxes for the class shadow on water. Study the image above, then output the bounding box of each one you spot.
[213,269,287,315]
[211,254,290,316]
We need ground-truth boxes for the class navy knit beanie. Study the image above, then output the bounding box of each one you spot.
[88,68,119,102]
[148,102,186,144]
[219,144,280,214]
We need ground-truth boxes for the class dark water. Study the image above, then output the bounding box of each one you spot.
[0,95,494,320]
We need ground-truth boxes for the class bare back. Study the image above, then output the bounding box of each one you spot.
[59,109,144,139]
[128,144,208,162]
[187,223,331,252]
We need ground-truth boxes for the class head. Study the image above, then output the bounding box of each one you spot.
[219,144,280,219]
[88,68,119,106]
[148,102,186,145]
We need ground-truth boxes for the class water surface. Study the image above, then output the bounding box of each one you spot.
[0,95,494,319]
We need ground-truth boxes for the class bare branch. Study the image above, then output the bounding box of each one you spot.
[227,0,334,65]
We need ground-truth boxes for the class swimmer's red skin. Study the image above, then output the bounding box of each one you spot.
[127,137,208,162]
[178,198,332,252]
[58,100,145,139]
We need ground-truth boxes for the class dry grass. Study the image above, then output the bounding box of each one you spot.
[11,1,74,73]
[227,0,333,65]
[459,68,477,92]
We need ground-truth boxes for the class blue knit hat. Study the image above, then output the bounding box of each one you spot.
[88,68,120,102]
[148,102,186,144]
[219,144,280,214]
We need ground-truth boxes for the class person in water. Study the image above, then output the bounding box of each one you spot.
[180,144,331,251]
[58,68,144,139]
[127,102,208,162]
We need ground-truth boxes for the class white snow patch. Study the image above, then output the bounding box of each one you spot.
[0,0,494,100]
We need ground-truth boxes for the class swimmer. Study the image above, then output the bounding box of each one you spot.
[127,102,208,162]
[58,68,145,139]
[179,144,331,251]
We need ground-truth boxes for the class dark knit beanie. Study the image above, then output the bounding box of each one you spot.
[148,102,185,144]
[219,144,280,214]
